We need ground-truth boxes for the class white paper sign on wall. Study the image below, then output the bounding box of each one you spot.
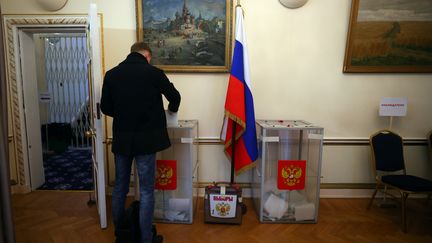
[379,97,407,117]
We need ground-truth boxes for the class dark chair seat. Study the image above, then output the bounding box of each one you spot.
[382,175,432,192]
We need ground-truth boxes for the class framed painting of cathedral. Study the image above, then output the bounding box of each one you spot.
[136,0,233,72]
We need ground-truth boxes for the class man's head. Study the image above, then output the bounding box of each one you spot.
[130,42,152,63]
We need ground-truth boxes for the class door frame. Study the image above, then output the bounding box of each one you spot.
[18,30,92,191]
[2,15,106,192]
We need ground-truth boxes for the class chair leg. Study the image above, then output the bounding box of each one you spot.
[401,192,409,233]
[367,184,379,209]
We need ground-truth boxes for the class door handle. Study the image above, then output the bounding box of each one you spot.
[103,137,113,145]
[85,129,96,138]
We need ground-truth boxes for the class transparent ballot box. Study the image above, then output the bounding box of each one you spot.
[252,120,323,223]
[154,120,199,224]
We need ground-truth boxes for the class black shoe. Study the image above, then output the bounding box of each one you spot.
[152,224,157,236]
[152,235,163,243]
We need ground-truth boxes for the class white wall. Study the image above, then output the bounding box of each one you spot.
[3,0,432,187]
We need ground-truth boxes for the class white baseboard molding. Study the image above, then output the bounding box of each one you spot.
[113,187,429,199]
[197,188,372,198]
[320,189,374,198]
[197,188,429,199]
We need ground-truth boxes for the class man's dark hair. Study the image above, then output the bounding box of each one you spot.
[130,42,152,55]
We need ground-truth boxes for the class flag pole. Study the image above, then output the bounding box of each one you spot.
[230,0,242,185]
[230,121,236,184]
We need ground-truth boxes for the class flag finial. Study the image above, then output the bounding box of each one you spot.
[236,0,244,17]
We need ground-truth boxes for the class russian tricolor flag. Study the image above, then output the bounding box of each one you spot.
[221,5,258,175]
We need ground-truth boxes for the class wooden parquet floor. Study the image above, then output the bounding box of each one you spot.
[12,191,432,243]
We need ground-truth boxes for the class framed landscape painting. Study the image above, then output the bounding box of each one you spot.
[343,0,432,73]
[136,0,233,72]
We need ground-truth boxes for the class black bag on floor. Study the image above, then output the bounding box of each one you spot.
[115,201,160,243]
[115,200,140,243]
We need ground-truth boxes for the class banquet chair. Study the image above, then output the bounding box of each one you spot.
[367,130,432,232]
[428,130,432,162]
[427,130,432,203]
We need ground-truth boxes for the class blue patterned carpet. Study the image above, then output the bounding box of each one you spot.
[38,148,93,191]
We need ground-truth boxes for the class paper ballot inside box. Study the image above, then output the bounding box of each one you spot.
[165,110,178,126]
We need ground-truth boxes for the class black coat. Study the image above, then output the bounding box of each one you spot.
[100,52,181,155]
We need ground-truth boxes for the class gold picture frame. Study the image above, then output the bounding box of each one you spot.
[135,0,233,72]
[343,0,432,73]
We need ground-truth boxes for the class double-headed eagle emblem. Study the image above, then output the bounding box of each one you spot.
[215,202,231,217]
[156,164,173,186]
[281,165,303,186]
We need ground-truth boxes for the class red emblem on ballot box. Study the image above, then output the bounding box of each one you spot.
[277,160,306,190]
[155,160,177,190]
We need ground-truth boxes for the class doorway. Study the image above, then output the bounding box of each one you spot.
[4,13,107,228]
[18,28,93,191]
